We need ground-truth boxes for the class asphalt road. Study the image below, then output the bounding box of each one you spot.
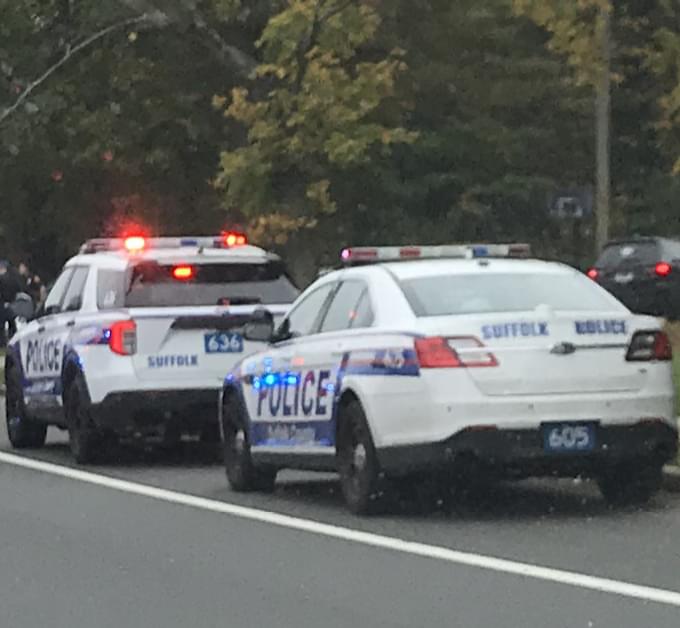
[2,412,680,627]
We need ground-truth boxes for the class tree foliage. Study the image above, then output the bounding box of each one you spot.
[214,0,416,246]
[1,0,680,279]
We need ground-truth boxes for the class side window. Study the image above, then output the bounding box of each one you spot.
[42,268,75,315]
[280,283,336,339]
[320,281,370,333]
[350,289,374,329]
[97,269,126,309]
[62,267,90,312]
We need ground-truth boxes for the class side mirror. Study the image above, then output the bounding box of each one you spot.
[271,317,292,343]
[243,309,274,343]
[42,304,61,317]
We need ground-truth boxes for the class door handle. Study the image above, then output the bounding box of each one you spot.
[66,320,76,327]
[37,325,46,333]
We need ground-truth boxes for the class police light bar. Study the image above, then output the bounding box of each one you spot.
[340,243,531,264]
[80,232,248,254]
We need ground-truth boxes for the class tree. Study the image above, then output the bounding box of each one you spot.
[0,0,239,273]
[513,0,613,252]
[213,0,416,250]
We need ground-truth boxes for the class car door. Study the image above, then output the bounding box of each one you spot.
[21,266,75,416]
[245,281,337,450]
[53,265,92,373]
[249,279,375,456]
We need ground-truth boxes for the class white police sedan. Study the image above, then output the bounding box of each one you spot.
[220,243,677,513]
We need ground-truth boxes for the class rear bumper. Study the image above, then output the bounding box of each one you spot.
[377,421,679,477]
[90,388,220,437]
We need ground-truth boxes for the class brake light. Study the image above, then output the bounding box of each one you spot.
[415,336,497,368]
[124,236,146,253]
[172,265,194,280]
[626,330,672,362]
[586,268,599,280]
[222,231,247,247]
[108,320,137,355]
[415,337,461,368]
[655,262,672,277]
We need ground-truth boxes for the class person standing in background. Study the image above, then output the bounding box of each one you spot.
[28,273,46,307]
[17,261,30,293]
[0,261,21,346]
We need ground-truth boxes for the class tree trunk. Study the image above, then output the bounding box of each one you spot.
[595,5,611,254]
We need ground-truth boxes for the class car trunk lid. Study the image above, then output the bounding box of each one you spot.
[415,310,646,396]
[128,304,288,384]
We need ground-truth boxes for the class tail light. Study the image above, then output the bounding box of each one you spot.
[626,330,672,362]
[108,320,137,355]
[586,268,599,280]
[415,336,497,368]
[655,262,672,277]
[172,265,194,280]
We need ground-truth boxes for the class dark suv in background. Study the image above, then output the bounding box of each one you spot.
[587,237,680,319]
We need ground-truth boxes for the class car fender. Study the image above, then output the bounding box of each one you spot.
[336,375,387,448]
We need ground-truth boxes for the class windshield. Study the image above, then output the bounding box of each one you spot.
[400,272,623,316]
[596,241,660,268]
[98,261,298,309]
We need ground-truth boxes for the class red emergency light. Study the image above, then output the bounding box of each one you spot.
[124,236,146,253]
[222,231,247,247]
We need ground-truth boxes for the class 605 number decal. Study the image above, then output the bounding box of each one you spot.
[543,423,596,453]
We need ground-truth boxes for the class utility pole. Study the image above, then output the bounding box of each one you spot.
[595,3,612,254]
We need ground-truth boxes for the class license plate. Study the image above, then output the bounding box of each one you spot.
[204,332,243,354]
[542,422,596,453]
[614,272,634,284]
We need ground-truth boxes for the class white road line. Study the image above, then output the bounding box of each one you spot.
[2,451,680,609]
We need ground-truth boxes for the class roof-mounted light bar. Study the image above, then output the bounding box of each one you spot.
[80,231,248,255]
[340,243,531,265]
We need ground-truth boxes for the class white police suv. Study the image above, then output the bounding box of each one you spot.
[5,233,297,463]
[221,243,678,513]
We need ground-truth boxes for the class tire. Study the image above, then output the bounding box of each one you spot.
[222,393,276,492]
[597,462,663,506]
[336,399,386,515]
[5,365,47,449]
[65,374,106,464]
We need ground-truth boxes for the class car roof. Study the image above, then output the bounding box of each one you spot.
[321,257,576,283]
[65,244,275,271]
[604,236,680,247]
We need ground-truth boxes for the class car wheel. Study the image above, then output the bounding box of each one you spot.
[597,462,663,506]
[336,399,386,515]
[222,393,276,492]
[5,364,47,449]
[65,374,105,464]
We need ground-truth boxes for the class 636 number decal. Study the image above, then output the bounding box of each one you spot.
[204,332,243,354]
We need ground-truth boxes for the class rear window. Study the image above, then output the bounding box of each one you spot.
[400,272,623,317]
[596,241,660,268]
[97,261,298,309]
